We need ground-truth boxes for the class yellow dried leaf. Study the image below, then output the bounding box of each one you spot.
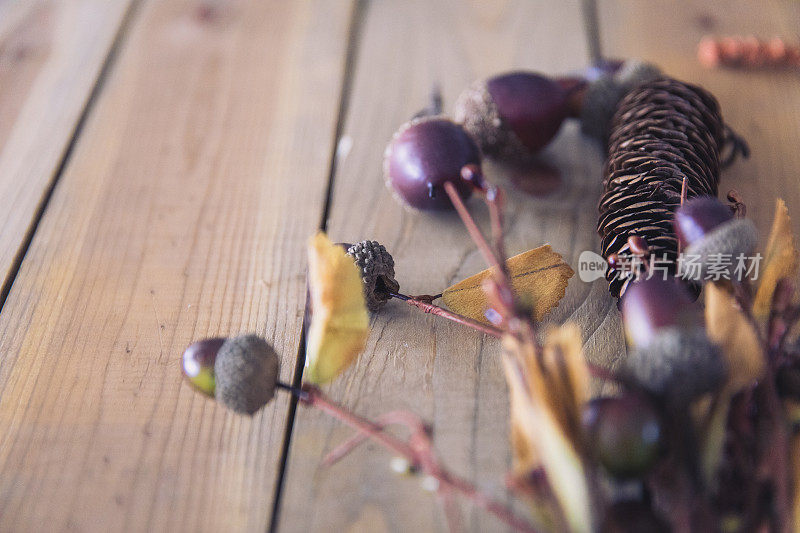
[705,283,765,391]
[306,232,369,384]
[442,245,574,324]
[754,199,799,318]
[502,324,591,533]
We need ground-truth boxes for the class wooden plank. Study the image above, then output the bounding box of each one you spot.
[0,0,134,294]
[0,0,353,531]
[279,1,624,531]
[597,0,800,237]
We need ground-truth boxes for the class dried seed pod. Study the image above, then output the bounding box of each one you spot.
[214,334,280,415]
[345,240,400,312]
[597,77,747,297]
[454,71,569,161]
[384,116,479,210]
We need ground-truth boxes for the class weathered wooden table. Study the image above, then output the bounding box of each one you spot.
[0,0,798,531]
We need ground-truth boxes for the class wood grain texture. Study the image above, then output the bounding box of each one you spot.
[598,0,800,240]
[279,1,624,531]
[0,0,134,292]
[0,0,352,531]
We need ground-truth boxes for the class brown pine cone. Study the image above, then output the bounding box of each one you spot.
[346,240,400,312]
[597,77,747,297]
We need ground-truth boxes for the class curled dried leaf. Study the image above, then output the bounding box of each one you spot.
[754,199,799,319]
[442,245,574,324]
[306,232,369,384]
[502,323,591,533]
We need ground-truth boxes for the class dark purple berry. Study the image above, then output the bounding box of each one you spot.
[621,277,697,347]
[384,116,479,210]
[601,500,669,533]
[583,394,663,479]
[674,196,734,248]
[182,337,225,396]
[454,71,568,161]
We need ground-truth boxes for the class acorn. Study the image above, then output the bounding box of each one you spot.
[345,240,400,312]
[384,116,480,210]
[214,334,280,415]
[621,278,726,405]
[578,59,661,144]
[674,196,757,280]
[621,277,699,348]
[454,71,568,162]
[181,337,225,396]
[583,394,663,479]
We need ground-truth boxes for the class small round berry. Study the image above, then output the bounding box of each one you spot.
[181,338,225,397]
[214,334,280,415]
[621,277,697,348]
[601,500,669,533]
[583,394,663,479]
[384,116,479,210]
[345,240,400,312]
[454,71,568,161]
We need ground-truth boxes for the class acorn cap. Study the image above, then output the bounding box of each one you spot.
[214,334,280,415]
[580,59,661,144]
[681,218,758,280]
[624,327,726,406]
[454,80,531,162]
[346,240,400,312]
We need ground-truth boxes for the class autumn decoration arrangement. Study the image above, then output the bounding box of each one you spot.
[181,59,800,531]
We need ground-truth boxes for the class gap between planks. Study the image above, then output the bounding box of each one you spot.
[0,0,143,314]
[268,1,369,530]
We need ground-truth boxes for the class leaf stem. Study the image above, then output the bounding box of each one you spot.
[388,291,503,338]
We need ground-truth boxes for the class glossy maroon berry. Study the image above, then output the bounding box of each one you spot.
[674,196,733,248]
[384,116,479,210]
[583,394,663,479]
[621,277,697,347]
[601,500,669,533]
[454,71,568,161]
[182,337,225,396]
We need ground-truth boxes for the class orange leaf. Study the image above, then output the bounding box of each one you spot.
[442,245,574,324]
[754,199,799,318]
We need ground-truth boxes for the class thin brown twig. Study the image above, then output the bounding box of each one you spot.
[443,181,516,314]
[299,385,540,533]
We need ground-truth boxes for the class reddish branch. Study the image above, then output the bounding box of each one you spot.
[297,384,540,533]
